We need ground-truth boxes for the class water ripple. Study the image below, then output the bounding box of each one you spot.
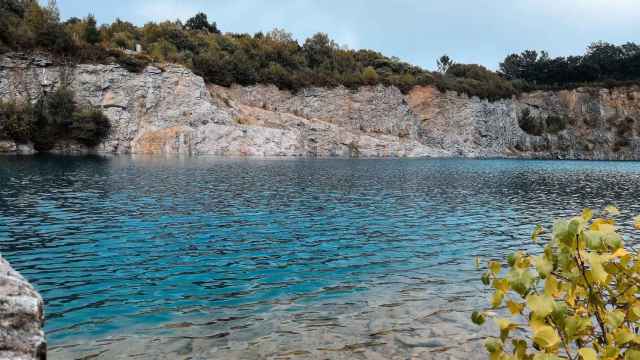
[2,156,640,359]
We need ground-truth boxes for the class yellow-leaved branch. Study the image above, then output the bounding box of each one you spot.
[472,207,640,360]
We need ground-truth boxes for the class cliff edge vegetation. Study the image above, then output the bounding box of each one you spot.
[3,1,640,101]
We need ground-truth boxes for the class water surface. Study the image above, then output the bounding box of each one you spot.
[1,156,640,359]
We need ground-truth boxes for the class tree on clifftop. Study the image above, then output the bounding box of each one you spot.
[83,14,100,45]
[362,66,379,85]
[437,55,453,74]
[185,13,220,34]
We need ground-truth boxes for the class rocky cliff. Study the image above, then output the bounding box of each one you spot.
[0,256,46,360]
[1,54,639,159]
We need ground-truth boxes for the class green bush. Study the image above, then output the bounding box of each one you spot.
[69,108,111,147]
[0,101,34,143]
[518,109,568,136]
[473,207,640,360]
[545,115,568,134]
[0,87,111,151]
[518,108,543,136]
[111,50,152,73]
[435,64,517,101]
[4,1,640,100]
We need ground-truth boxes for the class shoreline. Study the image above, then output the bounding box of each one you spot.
[3,151,640,161]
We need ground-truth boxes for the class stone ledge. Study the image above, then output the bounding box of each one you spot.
[0,256,46,360]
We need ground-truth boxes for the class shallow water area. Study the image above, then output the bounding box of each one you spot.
[2,156,640,359]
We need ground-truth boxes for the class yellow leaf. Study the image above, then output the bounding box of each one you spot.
[614,327,635,345]
[535,255,553,277]
[603,345,621,359]
[584,230,603,250]
[587,252,610,284]
[531,224,544,242]
[491,290,504,309]
[533,325,560,349]
[612,248,630,258]
[603,232,623,249]
[513,339,527,359]
[599,223,617,234]
[506,300,525,315]
[605,205,620,215]
[629,303,640,321]
[544,275,561,298]
[553,219,570,244]
[494,318,516,331]
[514,255,531,270]
[625,349,640,360]
[606,310,626,329]
[533,354,563,360]
[634,215,640,230]
[578,348,598,360]
[489,261,501,275]
[484,338,502,353]
[527,294,554,318]
[582,208,593,221]
[592,218,616,233]
[530,317,547,333]
[566,290,576,307]
[569,217,583,236]
[493,278,510,292]
[565,316,593,339]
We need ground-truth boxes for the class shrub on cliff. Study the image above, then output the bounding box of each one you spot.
[518,109,568,136]
[434,64,517,101]
[69,108,111,147]
[472,207,640,359]
[0,88,111,151]
[435,64,517,101]
[0,101,34,143]
[545,115,568,134]
[518,108,544,136]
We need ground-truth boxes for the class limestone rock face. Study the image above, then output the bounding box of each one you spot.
[406,86,521,157]
[0,256,46,360]
[405,85,640,159]
[514,88,640,160]
[222,84,421,138]
[1,53,640,159]
[0,54,233,155]
[201,91,446,157]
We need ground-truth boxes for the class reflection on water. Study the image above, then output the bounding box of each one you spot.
[1,156,640,359]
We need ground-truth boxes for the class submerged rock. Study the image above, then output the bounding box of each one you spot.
[0,256,46,360]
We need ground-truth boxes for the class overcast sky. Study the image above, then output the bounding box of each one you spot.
[54,0,640,70]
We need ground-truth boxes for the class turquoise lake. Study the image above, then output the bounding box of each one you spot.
[2,156,640,359]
